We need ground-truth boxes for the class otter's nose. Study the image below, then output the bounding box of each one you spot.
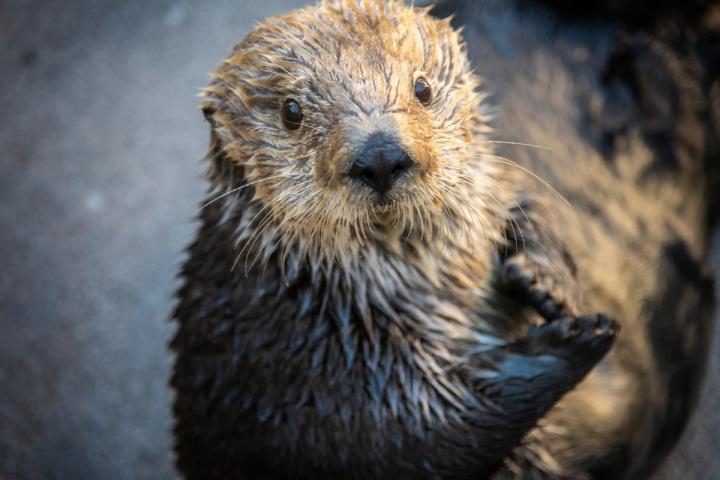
[348,133,414,195]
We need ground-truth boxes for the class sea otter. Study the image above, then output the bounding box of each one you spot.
[171,1,717,478]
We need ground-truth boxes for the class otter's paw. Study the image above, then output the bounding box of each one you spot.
[500,253,571,321]
[518,314,619,368]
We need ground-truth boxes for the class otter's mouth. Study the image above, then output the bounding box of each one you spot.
[375,195,395,208]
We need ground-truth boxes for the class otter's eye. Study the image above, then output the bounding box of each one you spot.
[414,77,432,106]
[281,99,303,130]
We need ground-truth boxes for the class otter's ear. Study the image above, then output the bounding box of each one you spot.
[202,105,223,163]
[201,104,222,160]
[200,103,236,183]
[202,105,217,126]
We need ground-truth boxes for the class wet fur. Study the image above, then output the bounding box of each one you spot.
[171,1,718,478]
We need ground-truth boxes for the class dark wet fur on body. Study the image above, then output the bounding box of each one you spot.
[171,1,718,478]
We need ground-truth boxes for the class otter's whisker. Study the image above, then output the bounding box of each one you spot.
[484,192,519,254]
[235,196,277,249]
[481,177,527,252]
[281,188,321,266]
[201,174,287,210]
[440,177,494,253]
[246,182,313,267]
[482,153,571,207]
[484,140,554,151]
[233,182,311,272]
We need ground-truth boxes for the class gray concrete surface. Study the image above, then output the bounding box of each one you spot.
[0,1,717,479]
[0,1,308,478]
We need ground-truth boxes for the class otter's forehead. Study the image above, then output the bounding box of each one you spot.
[222,0,470,114]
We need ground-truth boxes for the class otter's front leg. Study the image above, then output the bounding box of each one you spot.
[456,239,617,476]
[461,313,617,475]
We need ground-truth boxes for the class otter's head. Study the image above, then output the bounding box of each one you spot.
[203,0,497,268]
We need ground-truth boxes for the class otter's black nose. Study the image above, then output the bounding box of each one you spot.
[349,133,414,195]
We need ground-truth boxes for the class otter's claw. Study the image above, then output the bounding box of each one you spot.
[519,313,619,367]
[501,253,572,321]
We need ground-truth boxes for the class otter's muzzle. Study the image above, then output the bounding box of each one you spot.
[348,132,414,195]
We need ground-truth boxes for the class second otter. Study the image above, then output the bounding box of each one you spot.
[171,1,716,478]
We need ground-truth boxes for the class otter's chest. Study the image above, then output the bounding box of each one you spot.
[228,320,492,479]
[174,258,500,478]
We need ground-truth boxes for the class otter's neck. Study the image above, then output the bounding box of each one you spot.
[209,189,507,333]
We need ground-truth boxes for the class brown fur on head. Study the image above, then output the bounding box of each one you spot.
[202,0,503,269]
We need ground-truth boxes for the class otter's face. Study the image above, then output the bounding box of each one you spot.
[204,0,493,264]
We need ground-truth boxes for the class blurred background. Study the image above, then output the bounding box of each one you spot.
[0,0,717,479]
